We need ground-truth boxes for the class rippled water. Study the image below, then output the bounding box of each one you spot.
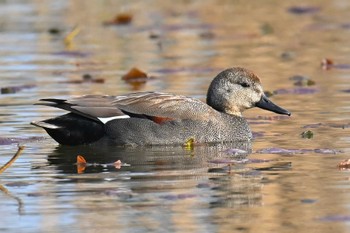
[1,1,350,232]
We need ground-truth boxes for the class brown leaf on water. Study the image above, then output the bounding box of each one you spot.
[122,67,148,80]
[338,159,350,170]
[76,155,87,174]
[122,67,153,90]
[0,146,25,174]
[321,58,334,70]
[103,13,133,25]
[114,160,122,169]
[289,75,316,86]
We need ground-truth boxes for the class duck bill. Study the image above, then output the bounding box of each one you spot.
[256,95,291,116]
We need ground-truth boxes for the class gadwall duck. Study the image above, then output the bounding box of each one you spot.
[31,67,290,146]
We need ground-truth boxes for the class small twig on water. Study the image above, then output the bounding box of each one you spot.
[0,145,25,174]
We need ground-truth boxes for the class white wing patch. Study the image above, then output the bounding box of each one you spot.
[97,115,130,124]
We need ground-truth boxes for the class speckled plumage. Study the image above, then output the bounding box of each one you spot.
[31,67,290,146]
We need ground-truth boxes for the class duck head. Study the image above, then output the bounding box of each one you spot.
[207,67,291,116]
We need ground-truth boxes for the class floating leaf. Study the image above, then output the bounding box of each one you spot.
[114,160,122,169]
[76,155,87,164]
[149,31,161,39]
[76,155,87,174]
[338,159,350,170]
[280,51,295,61]
[122,67,148,80]
[301,130,314,139]
[103,13,133,25]
[1,84,36,94]
[122,67,153,90]
[321,58,350,70]
[64,26,80,48]
[321,58,334,70]
[289,75,315,86]
[183,138,195,149]
[48,27,61,35]
[264,90,274,97]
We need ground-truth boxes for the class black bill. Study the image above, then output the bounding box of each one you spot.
[256,95,291,116]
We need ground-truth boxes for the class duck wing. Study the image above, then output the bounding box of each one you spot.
[36,92,219,123]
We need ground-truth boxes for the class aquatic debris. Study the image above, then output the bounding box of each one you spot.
[48,27,61,35]
[289,75,315,86]
[149,31,161,39]
[287,6,320,15]
[0,146,25,174]
[301,130,314,139]
[321,58,350,70]
[256,148,342,155]
[321,58,333,70]
[61,74,105,84]
[76,155,127,174]
[273,87,319,95]
[1,84,36,94]
[76,155,87,173]
[122,67,149,81]
[122,67,154,90]
[338,159,350,170]
[264,90,274,97]
[103,13,133,25]
[183,138,195,150]
[64,26,80,48]
[280,51,295,61]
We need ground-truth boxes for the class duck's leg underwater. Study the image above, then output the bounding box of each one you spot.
[31,113,104,145]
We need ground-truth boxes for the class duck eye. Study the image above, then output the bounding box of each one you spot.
[240,82,250,88]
